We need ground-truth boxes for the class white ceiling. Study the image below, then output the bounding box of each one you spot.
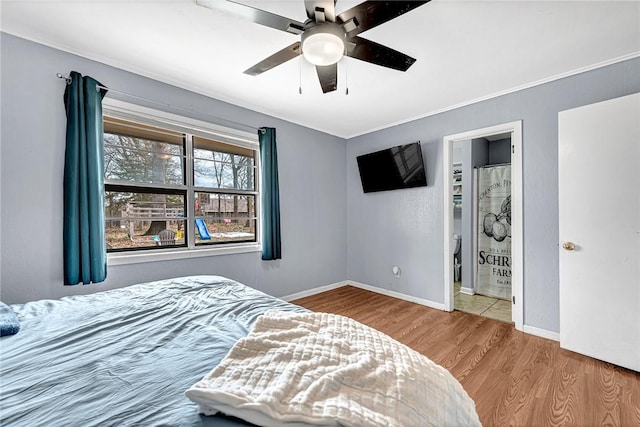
[1,0,639,138]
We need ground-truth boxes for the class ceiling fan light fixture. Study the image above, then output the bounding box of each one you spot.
[302,26,345,66]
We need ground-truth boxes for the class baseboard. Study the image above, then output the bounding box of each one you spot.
[281,280,445,311]
[460,286,475,295]
[523,325,560,342]
[347,281,446,311]
[279,281,348,302]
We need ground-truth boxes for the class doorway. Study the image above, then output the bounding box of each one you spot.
[452,135,513,322]
[443,121,523,331]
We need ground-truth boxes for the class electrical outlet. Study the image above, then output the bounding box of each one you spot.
[392,266,401,278]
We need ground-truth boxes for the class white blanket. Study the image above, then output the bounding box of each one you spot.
[185,310,481,427]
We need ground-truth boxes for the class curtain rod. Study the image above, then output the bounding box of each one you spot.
[57,73,264,134]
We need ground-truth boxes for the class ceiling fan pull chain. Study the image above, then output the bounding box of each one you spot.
[298,56,303,95]
[345,60,349,95]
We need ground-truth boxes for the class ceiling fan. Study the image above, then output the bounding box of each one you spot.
[195,0,431,93]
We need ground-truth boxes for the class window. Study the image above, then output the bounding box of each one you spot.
[103,102,259,255]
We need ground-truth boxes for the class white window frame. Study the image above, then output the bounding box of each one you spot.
[103,99,261,266]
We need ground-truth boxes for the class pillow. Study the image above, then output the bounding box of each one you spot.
[0,301,20,336]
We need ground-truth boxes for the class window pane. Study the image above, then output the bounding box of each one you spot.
[194,192,256,244]
[105,190,186,251]
[104,133,184,185]
[193,137,255,190]
[102,113,260,254]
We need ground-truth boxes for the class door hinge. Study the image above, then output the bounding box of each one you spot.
[512,296,515,304]
[512,145,515,154]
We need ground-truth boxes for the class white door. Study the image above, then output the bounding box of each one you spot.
[558,93,640,371]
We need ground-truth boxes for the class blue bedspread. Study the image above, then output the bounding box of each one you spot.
[0,276,306,426]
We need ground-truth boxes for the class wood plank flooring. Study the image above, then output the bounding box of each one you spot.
[291,286,640,427]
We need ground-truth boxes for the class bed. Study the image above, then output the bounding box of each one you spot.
[0,275,480,426]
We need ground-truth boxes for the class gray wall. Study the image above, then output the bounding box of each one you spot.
[0,34,347,304]
[489,138,512,165]
[346,57,640,332]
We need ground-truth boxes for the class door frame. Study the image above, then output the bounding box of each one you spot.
[442,121,523,331]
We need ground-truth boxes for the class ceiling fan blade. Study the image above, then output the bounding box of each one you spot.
[304,0,336,22]
[195,0,306,35]
[337,1,430,37]
[316,64,338,93]
[244,42,301,76]
[346,36,416,71]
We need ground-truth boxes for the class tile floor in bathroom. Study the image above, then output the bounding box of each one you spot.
[454,282,513,324]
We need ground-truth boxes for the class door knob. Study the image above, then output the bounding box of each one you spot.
[562,241,575,251]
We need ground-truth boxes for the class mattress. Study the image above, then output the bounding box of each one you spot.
[0,275,304,426]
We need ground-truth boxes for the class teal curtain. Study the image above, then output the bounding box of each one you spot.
[63,71,108,285]
[259,127,281,260]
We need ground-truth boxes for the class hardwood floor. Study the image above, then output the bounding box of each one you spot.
[291,286,640,427]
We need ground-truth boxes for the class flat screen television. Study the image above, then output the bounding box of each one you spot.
[357,142,427,193]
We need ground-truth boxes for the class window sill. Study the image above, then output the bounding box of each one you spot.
[107,243,261,266]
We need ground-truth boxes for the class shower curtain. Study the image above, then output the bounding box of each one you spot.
[476,164,511,300]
